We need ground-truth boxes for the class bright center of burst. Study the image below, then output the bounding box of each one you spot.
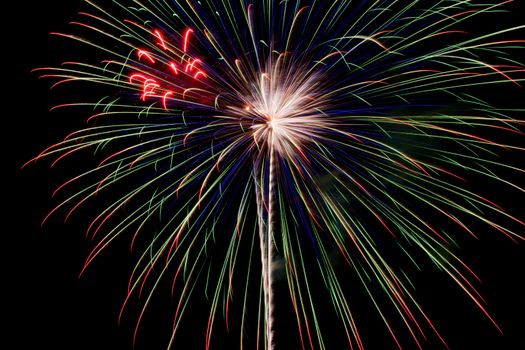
[235,70,326,154]
[259,103,288,143]
[267,115,276,129]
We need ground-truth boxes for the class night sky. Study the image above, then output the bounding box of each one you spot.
[9,1,525,349]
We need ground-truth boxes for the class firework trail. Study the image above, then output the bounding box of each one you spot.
[28,0,525,349]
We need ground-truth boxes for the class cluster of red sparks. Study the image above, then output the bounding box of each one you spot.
[129,28,210,111]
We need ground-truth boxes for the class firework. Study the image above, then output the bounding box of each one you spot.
[28,0,525,349]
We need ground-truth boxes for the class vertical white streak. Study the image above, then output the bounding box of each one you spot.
[255,141,276,350]
[266,143,276,350]
[254,169,269,350]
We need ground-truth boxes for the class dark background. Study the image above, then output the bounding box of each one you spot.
[8,1,525,349]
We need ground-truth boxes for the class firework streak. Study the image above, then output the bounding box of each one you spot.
[28,1,525,349]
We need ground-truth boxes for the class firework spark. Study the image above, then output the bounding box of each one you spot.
[28,1,524,349]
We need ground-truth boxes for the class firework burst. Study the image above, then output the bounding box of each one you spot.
[28,0,525,349]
